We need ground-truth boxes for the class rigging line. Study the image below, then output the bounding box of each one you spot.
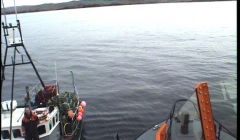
[13,0,18,20]
[9,54,78,74]
[1,0,8,25]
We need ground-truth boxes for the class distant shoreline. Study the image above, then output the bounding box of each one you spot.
[1,0,234,15]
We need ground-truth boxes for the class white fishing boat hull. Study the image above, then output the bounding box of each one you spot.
[1,106,61,140]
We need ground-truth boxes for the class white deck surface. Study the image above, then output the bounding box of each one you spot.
[1,108,25,129]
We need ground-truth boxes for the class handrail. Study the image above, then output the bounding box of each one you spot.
[167,99,199,139]
[214,119,236,139]
[167,98,236,140]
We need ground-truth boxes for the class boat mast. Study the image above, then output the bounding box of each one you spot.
[1,0,45,139]
[1,20,45,88]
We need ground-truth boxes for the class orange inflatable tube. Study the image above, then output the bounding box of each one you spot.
[156,122,169,140]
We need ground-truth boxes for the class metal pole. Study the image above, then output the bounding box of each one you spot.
[1,33,3,106]
[16,20,23,42]
[70,71,76,94]
[1,22,9,85]
[55,62,60,94]
[10,47,16,140]
[1,35,2,81]
[1,0,9,35]
[13,0,18,20]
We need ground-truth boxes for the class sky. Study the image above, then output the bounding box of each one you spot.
[2,0,74,7]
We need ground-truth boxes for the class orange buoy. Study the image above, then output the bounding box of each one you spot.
[156,122,169,140]
[78,111,83,116]
[78,106,85,114]
[77,115,82,121]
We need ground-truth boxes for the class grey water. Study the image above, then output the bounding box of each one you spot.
[1,1,236,140]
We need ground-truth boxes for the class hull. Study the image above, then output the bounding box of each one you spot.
[136,122,165,140]
[1,122,83,140]
[40,123,61,140]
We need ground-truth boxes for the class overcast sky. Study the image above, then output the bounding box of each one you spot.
[2,0,74,7]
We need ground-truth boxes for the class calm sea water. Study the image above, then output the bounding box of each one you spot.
[2,1,236,139]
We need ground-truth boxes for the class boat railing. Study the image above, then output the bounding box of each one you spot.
[167,99,201,139]
[214,119,236,140]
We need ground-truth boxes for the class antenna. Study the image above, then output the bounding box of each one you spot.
[70,71,77,94]
[55,61,60,95]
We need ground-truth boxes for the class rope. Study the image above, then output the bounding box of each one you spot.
[63,122,70,135]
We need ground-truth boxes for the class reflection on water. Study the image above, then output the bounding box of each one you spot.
[1,1,236,139]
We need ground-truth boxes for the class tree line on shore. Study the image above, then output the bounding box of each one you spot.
[1,0,233,15]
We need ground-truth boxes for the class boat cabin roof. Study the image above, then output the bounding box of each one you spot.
[1,108,25,129]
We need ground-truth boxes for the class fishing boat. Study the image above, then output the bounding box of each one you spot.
[1,1,86,139]
[1,80,86,140]
[135,82,236,140]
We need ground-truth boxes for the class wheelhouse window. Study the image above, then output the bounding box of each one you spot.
[1,130,10,139]
[49,120,52,130]
[37,125,46,135]
[13,129,22,138]
[53,117,55,126]
[56,113,58,122]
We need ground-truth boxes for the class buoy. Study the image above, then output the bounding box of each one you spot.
[68,110,74,119]
[79,106,84,114]
[68,110,73,115]
[81,101,86,107]
[78,111,83,116]
[78,106,83,112]
[77,115,82,121]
